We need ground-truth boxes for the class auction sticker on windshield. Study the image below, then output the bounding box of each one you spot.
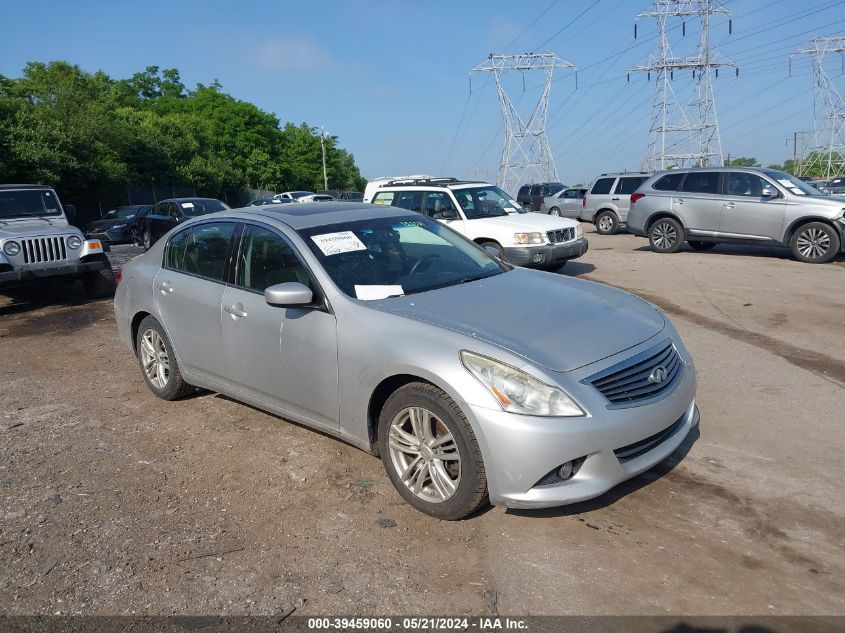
[311,231,367,256]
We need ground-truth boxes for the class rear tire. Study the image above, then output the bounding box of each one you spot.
[81,258,117,298]
[688,240,717,251]
[790,222,839,264]
[135,316,194,400]
[378,382,488,520]
[648,217,684,253]
[595,211,619,235]
[549,207,562,217]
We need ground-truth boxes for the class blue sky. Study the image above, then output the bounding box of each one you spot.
[3,0,844,186]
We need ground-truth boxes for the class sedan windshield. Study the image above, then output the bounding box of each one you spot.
[452,186,525,219]
[181,200,230,216]
[298,214,508,299]
[0,189,62,219]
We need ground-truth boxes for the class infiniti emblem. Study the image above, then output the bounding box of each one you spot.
[648,366,668,384]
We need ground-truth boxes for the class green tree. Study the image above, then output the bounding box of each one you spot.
[724,157,760,167]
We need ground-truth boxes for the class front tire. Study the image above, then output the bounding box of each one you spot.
[649,217,684,253]
[135,316,194,400]
[378,382,488,520]
[790,222,839,264]
[81,258,117,298]
[595,211,619,235]
[478,240,506,262]
[142,229,152,251]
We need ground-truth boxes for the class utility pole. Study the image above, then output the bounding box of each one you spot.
[793,37,845,179]
[470,52,576,196]
[320,127,328,191]
[629,0,736,171]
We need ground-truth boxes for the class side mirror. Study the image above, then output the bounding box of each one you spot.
[265,282,313,307]
[761,187,778,198]
[64,204,76,219]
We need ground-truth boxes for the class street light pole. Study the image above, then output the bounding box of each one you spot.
[320,127,328,191]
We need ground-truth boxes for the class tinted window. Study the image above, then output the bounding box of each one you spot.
[615,177,648,194]
[591,178,615,195]
[0,190,62,219]
[423,192,458,220]
[236,225,312,292]
[726,173,772,197]
[563,189,580,199]
[680,172,720,194]
[394,191,423,213]
[653,173,684,191]
[517,186,530,197]
[165,222,234,282]
[529,185,542,196]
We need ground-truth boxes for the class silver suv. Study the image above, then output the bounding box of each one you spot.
[582,172,651,235]
[0,184,117,295]
[628,168,845,264]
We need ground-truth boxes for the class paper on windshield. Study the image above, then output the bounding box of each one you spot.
[310,231,366,256]
[354,285,404,300]
[181,202,195,209]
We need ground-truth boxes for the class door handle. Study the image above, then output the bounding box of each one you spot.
[722,202,735,208]
[225,303,248,318]
[157,281,173,294]
[674,199,685,205]
[611,197,620,201]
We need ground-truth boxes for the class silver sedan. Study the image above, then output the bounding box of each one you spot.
[114,203,698,520]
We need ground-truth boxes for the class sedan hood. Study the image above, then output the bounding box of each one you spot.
[486,213,579,231]
[372,269,665,372]
[88,218,129,230]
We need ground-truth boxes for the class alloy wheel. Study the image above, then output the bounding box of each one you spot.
[652,222,677,250]
[550,208,561,216]
[387,406,461,503]
[139,328,169,389]
[796,227,831,260]
[598,215,615,232]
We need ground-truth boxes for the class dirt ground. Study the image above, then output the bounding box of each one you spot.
[0,228,843,617]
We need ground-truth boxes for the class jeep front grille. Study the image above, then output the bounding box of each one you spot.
[547,228,575,244]
[21,237,67,264]
[585,340,682,407]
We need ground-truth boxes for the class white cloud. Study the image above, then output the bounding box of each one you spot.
[255,36,332,73]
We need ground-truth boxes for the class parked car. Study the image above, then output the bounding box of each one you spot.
[299,194,335,203]
[135,197,230,250]
[0,184,116,296]
[273,191,313,203]
[369,178,587,269]
[819,176,845,196]
[249,197,290,206]
[363,175,433,203]
[628,167,845,264]
[85,204,151,244]
[540,187,588,217]
[582,173,651,235]
[114,202,699,519]
[517,182,566,212]
[339,191,364,202]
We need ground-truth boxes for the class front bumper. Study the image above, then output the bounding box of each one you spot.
[0,258,107,287]
[465,350,697,509]
[504,236,589,267]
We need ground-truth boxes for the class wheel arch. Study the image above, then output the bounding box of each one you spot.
[783,216,840,243]
[130,311,152,354]
[645,211,685,232]
[367,374,437,454]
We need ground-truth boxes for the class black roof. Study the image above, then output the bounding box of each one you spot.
[0,184,53,190]
[380,177,486,188]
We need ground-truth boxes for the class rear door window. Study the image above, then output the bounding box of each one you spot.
[652,173,684,191]
[165,222,235,282]
[680,172,720,194]
[591,178,616,195]
[394,191,423,213]
[614,177,648,194]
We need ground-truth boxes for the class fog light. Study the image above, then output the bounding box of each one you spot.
[558,461,576,480]
[532,252,545,263]
[534,457,586,487]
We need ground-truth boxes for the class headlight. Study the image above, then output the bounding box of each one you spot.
[110,223,126,230]
[514,232,545,245]
[67,236,83,249]
[460,351,585,417]
[3,241,21,256]
[575,223,584,238]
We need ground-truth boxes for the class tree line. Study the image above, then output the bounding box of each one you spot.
[0,61,366,216]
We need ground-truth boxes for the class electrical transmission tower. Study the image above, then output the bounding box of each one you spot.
[629,0,735,171]
[471,53,575,196]
[793,37,845,179]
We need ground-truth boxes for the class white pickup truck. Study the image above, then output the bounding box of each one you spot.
[367,178,588,269]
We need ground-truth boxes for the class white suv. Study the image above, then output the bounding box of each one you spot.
[369,178,588,269]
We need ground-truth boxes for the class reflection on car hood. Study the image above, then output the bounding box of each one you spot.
[0,219,77,239]
[372,268,665,372]
[477,213,580,231]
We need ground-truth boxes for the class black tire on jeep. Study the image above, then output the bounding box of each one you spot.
[82,257,117,298]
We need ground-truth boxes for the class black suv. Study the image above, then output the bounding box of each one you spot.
[517,182,566,212]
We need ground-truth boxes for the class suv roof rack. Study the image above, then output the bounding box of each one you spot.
[380,177,486,188]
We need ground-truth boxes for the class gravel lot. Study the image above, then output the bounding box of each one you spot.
[0,228,843,617]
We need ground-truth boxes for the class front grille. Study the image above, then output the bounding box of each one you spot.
[547,228,575,244]
[586,340,682,406]
[614,413,686,463]
[21,237,67,264]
